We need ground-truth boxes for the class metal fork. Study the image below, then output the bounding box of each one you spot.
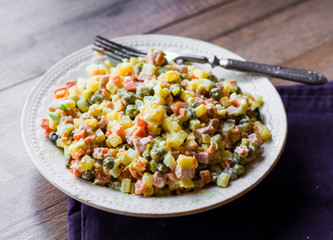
[93,35,327,85]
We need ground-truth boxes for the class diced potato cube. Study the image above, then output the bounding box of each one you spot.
[192,69,209,79]
[143,186,155,197]
[118,114,133,129]
[216,105,227,117]
[120,179,132,193]
[177,155,197,169]
[165,70,180,82]
[106,111,119,121]
[146,104,165,122]
[49,119,59,130]
[85,119,98,129]
[217,172,230,187]
[254,121,271,141]
[167,130,188,148]
[141,63,157,75]
[95,129,106,143]
[154,85,170,98]
[194,104,207,117]
[253,94,263,106]
[113,100,124,112]
[168,121,181,133]
[119,62,133,75]
[202,134,211,144]
[189,119,202,131]
[122,148,139,166]
[107,133,123,147]
[179,179,194,188]
[163,152,176,171]
[86,80,99,92]
[86,64,101,75]
[82,89,93,101]
[88,104,103,117]
[106,80,118,94]
[142,172,154,187]
[79,155,95,172]
[68,139,86,156]
[77,77,87,91]
[60,99,76,112]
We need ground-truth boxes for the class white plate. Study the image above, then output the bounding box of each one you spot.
[22,34,287,217]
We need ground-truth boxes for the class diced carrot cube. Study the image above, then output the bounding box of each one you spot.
[73,148,85,160]
[110,75,122,86]
[135,179,147,195]
[65,80,77,89]
[74,128,86,141]
[123,76,137,91]
[69,169,82,177]
[206,145,216,154]
[179,108,187,117]
[54,87,68,99]
[171,102,181,115]
[133,127,146,138]
[136,116,148,129]
[112,124,125,137]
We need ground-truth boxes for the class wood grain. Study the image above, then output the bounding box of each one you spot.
[0,0,226,91]
[1,0,333,239]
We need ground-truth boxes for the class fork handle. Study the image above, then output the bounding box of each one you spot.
[220,58,327,85]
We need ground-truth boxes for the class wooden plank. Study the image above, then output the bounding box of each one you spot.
[0,0,225,91]
[270,39,333,85]
[0,79,68,239]
[156,0,302,42]
[211,0,333,67]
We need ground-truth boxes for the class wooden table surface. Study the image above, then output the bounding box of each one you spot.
[1,0,332,239]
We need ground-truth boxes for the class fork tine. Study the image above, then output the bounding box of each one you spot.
[94,38,144,59]
[96,35,146,55]
[93,41,135,59]
[92,48,123,62]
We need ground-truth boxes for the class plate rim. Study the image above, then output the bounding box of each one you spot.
[21,34,288,217]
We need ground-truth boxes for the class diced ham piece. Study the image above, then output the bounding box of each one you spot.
[199,170,211,184]
[215,82,224,91]
[133,136,154,154]
[171,151,180,160]
[97,116,107,129]
[60,115,73,124]
[166,172,178,183]
[226,106,238,115]
[81,112,92,120]
[99,75,110,88]
[175,165,195,180]
[197,152,209,164]
[208,150,221,164]
[137,72,154,81]
[196,118,219,138]
[248,133,263,145]
[48,99,61,112]
[153,171,166,188]
[94,169,111,186]
[234,145,249,158]
[164,65,188,74]
[65,80,77,89]
[147,50,165,66]
[92,147,114,160]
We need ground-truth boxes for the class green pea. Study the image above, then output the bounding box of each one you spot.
[249,142,261,155]
[121,92,136,105]
[133,63,143,76]
[150,143,163,161]
[82,170,94,181]
[208,74,218,82]
[233,164,244,176]
[253,108,262,121]
[209,87,222,100]
[126,104,139,119]
[77,98,89,112]
[157,163,168,173]
[90,94,103,104]
[228,168,237,180]
[137,86,153,99]
[103,157,115,169]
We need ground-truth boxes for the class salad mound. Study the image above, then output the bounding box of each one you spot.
[41,49,271,196]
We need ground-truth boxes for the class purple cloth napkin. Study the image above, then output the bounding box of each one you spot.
[68,82,333,240]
